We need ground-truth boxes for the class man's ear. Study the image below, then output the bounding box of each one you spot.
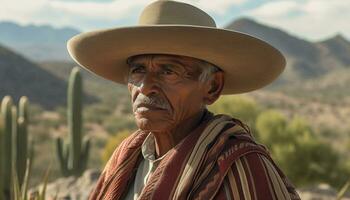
[203,71,224,105]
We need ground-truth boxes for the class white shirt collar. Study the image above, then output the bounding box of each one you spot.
[141,133,170,162]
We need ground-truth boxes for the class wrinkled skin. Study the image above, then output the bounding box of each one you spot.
[127,54,224,157]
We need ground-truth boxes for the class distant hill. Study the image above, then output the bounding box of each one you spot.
[317,34,350,65]
[0,21,80,61]
[37,61,128,101]
[1,19,349,82]
[0,44,95,109]
[1,18,349,107]
[275,68,350,104]
[226,18,350,84]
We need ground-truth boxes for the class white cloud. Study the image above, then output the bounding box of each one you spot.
[49,0,150,20]
[183,0,247,15]
[1,0,349,40]
[0,0,47,24]
[50,0,246,18]
[249,1,300,18]
[246,0,350,40]
[0,0,148,28]
[0,0,246,29]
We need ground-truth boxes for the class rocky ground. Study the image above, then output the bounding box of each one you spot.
[298,184,350,200]
[31,170,350,200]
[32,170,100,200]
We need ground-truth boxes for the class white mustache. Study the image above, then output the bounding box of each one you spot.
[133,93,171,111]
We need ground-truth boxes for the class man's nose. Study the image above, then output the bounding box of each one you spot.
[138,72,160,96]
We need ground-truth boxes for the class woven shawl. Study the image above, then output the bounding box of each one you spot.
[89,112,275,200]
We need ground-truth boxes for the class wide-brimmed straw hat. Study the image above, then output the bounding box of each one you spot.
[67,0,285,94]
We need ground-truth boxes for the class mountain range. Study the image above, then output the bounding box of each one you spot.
[0,18,349,108]
[226,18,350,84]
[0,21,80,61]
[1,18,349,82]
[0,44,68,108]
[0,44,98,109]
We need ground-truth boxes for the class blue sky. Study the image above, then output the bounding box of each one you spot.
[1,0,350,41]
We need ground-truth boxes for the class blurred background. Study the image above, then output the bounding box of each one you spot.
[0,0,349,199]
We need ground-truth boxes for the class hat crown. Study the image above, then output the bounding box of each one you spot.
[138,0,216,27]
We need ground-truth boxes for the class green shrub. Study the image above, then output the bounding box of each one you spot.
[255,110,290,145]
[209,95,261,136]
[84,103,113,124]
[103,115,136,134]
[102,130,131,164]
[255,110,348,187]
[12,158,53,200]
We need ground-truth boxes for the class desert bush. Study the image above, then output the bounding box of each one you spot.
[255,110,349,187]
[12,157,53,200]
[103,115,136,134]
[208,94,349,187]
[101,130,131,164]
[209,95,261,136]
[255,110,290,144]
[84,103,113,124]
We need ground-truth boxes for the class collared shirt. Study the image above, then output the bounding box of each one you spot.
[124,133,168,200]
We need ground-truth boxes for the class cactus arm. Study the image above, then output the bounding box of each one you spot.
[17,96,29,189]
[80,137,90,175]
[21,139,34,200]
[0,116,4,200]
[1,96,13,199]
[11,105,17,169]
[56,138,70,176]
[12,168,20,200]
[16,117,27,186]
[0,97,16,199]
[18,97,29,122]
[64,142,72,176]
[15,96,29,188]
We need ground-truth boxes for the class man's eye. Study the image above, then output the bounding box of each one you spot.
[162,69,176,75]
[159,64,179,75]
[130,66,146,74]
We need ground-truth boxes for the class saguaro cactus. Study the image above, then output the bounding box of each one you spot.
[56,67,90,177]
[1,96,14,199]
[0,115,4,200]
[16,97,29,186]
[0,96,31,199]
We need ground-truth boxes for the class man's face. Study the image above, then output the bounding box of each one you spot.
[127,54,210,132]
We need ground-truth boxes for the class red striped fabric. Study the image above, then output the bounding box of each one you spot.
[89,112,300,200]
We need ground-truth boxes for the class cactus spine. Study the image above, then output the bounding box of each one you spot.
[0,96,30,199]
[56,67,90,177]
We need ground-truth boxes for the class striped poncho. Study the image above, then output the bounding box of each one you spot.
[90,112,300,200]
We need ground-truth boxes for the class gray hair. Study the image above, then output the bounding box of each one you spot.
[197,60,221,82]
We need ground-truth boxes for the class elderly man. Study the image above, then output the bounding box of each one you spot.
[68,1,300,199]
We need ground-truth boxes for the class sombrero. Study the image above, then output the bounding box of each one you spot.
[67,0,285,94]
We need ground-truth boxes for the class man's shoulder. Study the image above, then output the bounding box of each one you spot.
[210,115,272,171]
[195,115,300,199]
[212,114,261,145]
[120,130,148,148]
[103,130,147,174]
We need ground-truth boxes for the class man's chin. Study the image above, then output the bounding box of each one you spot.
[135,117,171,132]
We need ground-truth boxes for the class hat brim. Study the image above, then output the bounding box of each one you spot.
[67,25,285,94]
